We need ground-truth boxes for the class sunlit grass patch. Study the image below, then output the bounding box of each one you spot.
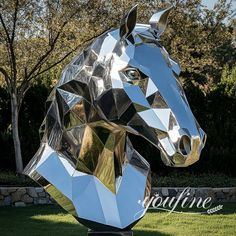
[0,204,235,236]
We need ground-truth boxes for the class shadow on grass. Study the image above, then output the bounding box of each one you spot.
[0,205,172,236]
[0,205,85,236]
[1,203,236,236]
[25,218,171,236]
[135,230,172,236]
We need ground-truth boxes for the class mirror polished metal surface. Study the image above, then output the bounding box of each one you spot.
[24,5,206,231]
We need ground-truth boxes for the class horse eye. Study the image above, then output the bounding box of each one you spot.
[124,68,141,80]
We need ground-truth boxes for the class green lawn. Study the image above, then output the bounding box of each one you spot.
[0,204,236,236]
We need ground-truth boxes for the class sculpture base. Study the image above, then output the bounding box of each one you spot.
[87,230,133,236]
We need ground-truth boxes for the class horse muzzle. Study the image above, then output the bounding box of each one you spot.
[159,127,206,167]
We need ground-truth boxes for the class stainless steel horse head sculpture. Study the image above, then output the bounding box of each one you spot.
[24,5,206,232]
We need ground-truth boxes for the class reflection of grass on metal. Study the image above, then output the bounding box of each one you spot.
[0,204,235,236]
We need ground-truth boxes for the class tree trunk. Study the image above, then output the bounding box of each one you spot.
[10,93,23,174]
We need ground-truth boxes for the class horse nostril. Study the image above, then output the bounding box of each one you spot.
[178,135,191,156]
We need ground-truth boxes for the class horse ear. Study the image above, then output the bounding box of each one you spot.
[119,5,137,39]
[149,6,173,36]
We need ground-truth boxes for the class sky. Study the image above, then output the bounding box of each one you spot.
[202,0,236,9]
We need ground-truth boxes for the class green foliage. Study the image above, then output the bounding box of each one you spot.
[0,171,38,187]
[2,170,235,187]
[216,65,236,97]
[182,80,236,176]
[0,0,235,177]
[152,172,236,187]
[155,0,235,91]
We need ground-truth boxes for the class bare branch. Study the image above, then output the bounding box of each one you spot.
[18,27,110,96]
[26,14,74,80]
[207,0,234,39]
[0,8,17,83]
[31,48,77,80]
[11,0,19,43]
[0,13,11,43]
[28,27,111,82]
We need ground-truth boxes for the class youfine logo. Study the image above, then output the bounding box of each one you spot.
[136,187,223,219]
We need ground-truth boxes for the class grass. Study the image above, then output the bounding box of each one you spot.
[1,170,236,187]
[0,204,235,236]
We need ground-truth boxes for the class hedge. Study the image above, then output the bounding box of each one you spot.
[0,80,235,176]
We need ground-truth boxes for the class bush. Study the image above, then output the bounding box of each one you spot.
[0,171,38,187]
[0,66,236,177]
[152,172,236,187]
[1,171,235,188]
[183,67,236,176]
[0,84,50,170]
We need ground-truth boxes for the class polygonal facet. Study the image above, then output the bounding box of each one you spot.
[24,5,206,232]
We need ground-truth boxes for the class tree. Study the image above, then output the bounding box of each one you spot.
[0,0,235,174]
[0,0,129,174]
[161,0,235,92]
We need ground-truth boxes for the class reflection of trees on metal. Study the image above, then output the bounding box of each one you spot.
[24,6,206,231]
